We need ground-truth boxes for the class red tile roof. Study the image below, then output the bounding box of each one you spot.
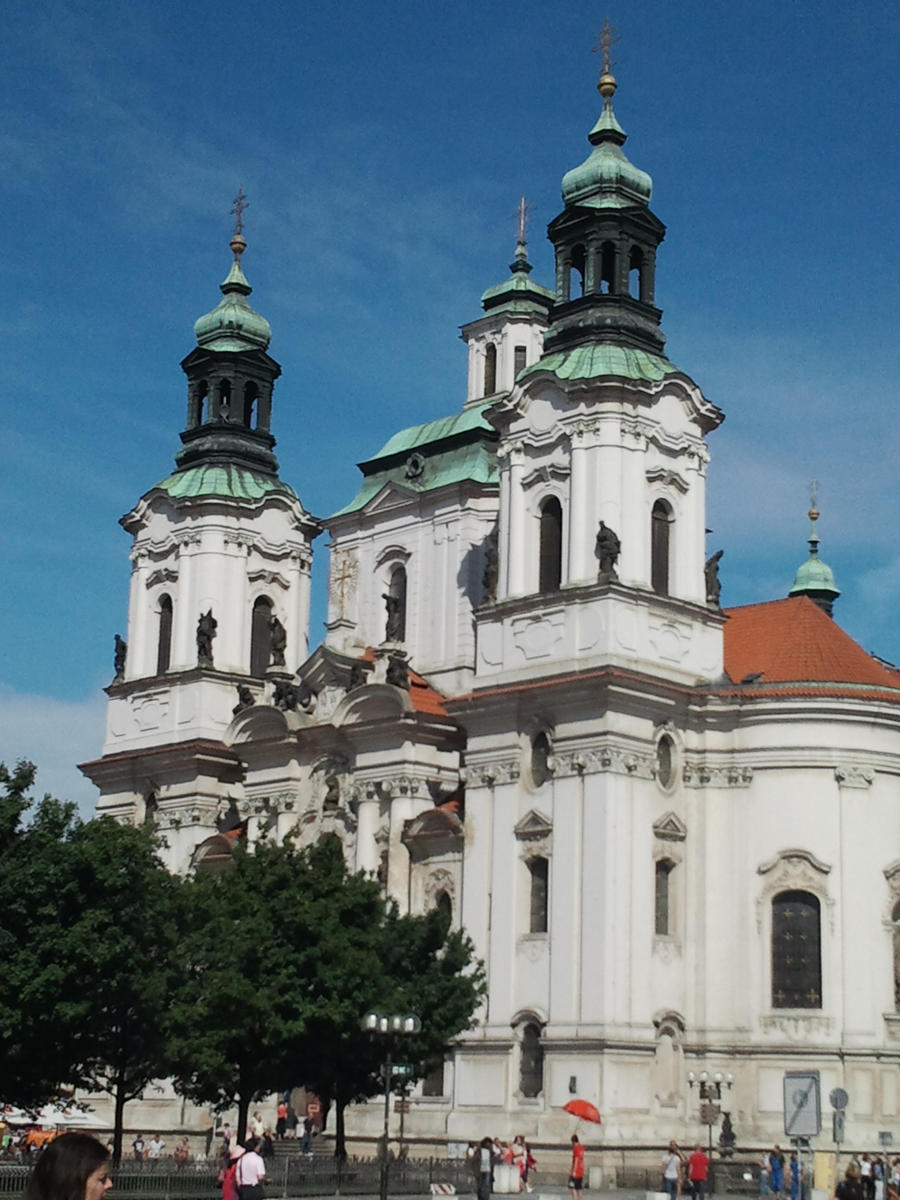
[359,648,448,716]
[722,596,900,697]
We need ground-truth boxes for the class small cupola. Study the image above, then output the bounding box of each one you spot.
[544,26,667,357]
[176,190,282,476]
[788,493,840,616]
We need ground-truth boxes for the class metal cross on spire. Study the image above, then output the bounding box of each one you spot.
[231,187,249,237]
[516,196,530,246]
[593,18,620,76]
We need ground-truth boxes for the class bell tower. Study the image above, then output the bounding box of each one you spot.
[82,197,320,862]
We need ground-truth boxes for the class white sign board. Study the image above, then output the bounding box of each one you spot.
[784,1070,821,1138]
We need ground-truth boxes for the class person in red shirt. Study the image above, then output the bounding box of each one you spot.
[569,1135,586,1200]
[688,1146,710,1200]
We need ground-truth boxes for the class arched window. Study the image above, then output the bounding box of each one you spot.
[143,792,158,827]
[243,382,258,428]
[250,596,273,677]
[514,345,527,376]
[197,381,210,424]
[528,857,549,934]
[651,500,673,596]
[189,381,207,427]
[629,245,644,297]
[892,901,900,1011]
[156,594,173,675]
[386,566,407,642]
[538,497,563,592]
[772,890,821,1008]
[655,859,674,935]
[519,1022,544,1098]
[218,378,231,420]
[434,890,452,932]
[600,241,616,293]
[570,245,586,297]
[484,344,497,395]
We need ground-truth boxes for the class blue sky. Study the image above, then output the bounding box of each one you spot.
[3,0,899,812]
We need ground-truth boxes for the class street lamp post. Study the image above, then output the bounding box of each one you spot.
[361,1010,421,1200]
[688,1070,734,1195]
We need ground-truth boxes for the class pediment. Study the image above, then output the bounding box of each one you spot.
[362,481,418,515]
[333,683,412,726]
[226,705,291,745]
[653,811,687,842]
[758,847,831,877]
[515,808,552,840]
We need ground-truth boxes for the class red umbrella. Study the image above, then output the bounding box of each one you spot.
[563,1099,602,1123]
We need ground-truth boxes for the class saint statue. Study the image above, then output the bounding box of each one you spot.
[197,609,217,667]
[596,520,621,577]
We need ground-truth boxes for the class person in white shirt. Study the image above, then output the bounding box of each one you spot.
[235,1138,266,1200]
[148,1137,165,1160]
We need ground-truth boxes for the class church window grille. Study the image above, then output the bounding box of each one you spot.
[514,345,527,376]
[651,500,673,596]
[484,344,497,395]
[891,900,900,1011]
[519,1022,544,1098]
[772,890,821,1008]
[655,859,674,935]
[531,732,551,788]
[156,594,173,675]
[422,1060,445,1097]
[529,857,549,934]
[387,566,407,642]
[538,497,563,592]
[250,596,273,677]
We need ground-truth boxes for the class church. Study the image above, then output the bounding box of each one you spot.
[80,52,900,1154]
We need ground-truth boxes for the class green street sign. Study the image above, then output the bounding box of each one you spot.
[393,1063,414,1077]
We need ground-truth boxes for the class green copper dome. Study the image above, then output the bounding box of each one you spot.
[788,504,840,616]
[481,235,554,317]
[561,83,652,210]
[193,234,272,352]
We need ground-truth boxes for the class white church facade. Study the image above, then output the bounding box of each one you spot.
[81,63,900,1153]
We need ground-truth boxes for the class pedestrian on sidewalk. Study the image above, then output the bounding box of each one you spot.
[569,1134,586,1200]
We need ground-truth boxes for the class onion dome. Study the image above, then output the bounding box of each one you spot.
[788,499,840,616]
[193,232,272,352]
[561,70,652,210]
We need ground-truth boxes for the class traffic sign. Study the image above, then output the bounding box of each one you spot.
[833,1111,845,1144]
[784,1071,821,1138]
[394,1100,410,1114]
[829,1088,849,1111]
[393,1063,414,1077]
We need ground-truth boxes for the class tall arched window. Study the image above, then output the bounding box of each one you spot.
[484,344,497,395]
[629,245,644,297]
[434,890,452,932]
[772,890,821,1008]
[651,500,673,596]
[600,241,616,293]
[538,497,563,592]
[531,732,551,787]
[387,566,407,642]
[156,594,173,675]
[655,859,674,935]
[243,382,258,428]
[529,857,549,934]
[519,1022,544,1098]
[570,245,586,297]
[218,378,232,420]
[893,901,900,1012]
[514,345,527,376]
[250,596,273,677]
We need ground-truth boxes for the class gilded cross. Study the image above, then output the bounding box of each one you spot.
[231,187,249,236]
[331,554,357,619]
[593,18,620,75]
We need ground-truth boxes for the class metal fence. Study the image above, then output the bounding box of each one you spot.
[0,1155,478,1199]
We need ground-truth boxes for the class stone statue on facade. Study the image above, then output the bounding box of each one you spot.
[382,592,404,642]
[386,653,409,690]
[596,521,621,577]
[196,609,217,667]
[481,532,499,605]
[233,684,255,715]
[113,634,127,681]
[269,615,287,667]
[718,1112,736,1156]
[273,678,299,711]
[348,661,368,691]
[705,549,724,606]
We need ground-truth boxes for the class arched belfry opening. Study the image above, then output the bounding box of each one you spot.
[250,596,273,677]
[483,344,497,396]
[387,565,407,642]
[651,500,673,596]
[156,594,173,675]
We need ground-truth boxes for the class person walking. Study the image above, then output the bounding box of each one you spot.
[569,1135,586,1200]
[789,1151,802,1200]
[688,1145,710,1200]
[476,1136,494,1200]
[235,1137,266,1200]
[835,1163,865,1200]
[770,1147,786,1199]
[663,1142,685,1200]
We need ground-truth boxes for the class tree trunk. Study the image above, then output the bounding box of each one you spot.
[237,1094,251,1148]
[112,1075,127,1167]
[335,1096,348,1161]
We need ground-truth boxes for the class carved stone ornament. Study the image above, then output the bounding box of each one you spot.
[462,759,521,788]
[834,764,874,789]
[883,860,900,896]
[682,762,753,788]
[514,809,553,842]
[755,848,834,934]
[652,936,682,964]
[653,811,687,842]
[646,466,690,494]
[759,1014,833,1041]
[424,867,456,904]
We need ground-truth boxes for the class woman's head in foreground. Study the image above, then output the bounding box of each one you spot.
[23,1132,112,1200]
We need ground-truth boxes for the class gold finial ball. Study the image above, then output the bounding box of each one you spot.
[598,72,617,99]
[230,233,247,259]
[808,506,820,522]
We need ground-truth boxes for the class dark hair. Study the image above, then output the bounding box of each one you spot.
[23,1133,109,1200]
[571,1135,580,1144]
